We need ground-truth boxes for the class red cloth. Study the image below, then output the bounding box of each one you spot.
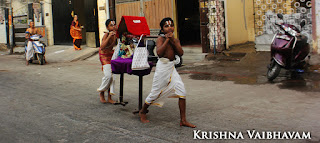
[99,48,113,65]
[117,16,150,37]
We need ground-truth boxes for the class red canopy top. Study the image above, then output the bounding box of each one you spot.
[117,16,150,37]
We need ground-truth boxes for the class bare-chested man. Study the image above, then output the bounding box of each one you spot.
[97,19,117,104]
[139,17,196,128]
[25,21,41,65]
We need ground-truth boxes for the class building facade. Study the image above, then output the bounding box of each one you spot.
[98,0,256,53]
[3,0,319,53]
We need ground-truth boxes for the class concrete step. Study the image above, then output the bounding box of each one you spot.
[13,46,25,53]
[182,53,208,64]
[183,53,207,60]
[181,47,206,64]
[44,46,99,63]
[13,45,99,63]
[15,33,26,37]
[15,42,25,47]
[182,47,202,53]
[14,24,28,29]
[255,44,270,51]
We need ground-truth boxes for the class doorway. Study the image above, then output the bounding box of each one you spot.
[83,0,100,47]
[52,0,73,45]
[52,0,99,46]
[177,0,201,46]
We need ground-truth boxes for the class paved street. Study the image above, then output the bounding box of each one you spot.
[1,52,320,143]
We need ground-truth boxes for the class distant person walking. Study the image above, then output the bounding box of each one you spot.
[70,15,83,50]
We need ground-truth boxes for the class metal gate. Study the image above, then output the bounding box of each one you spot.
[207,0,226,53]
[253,0,312,42]
[13,15,28,46]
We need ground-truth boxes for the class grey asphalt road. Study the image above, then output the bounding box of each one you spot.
[0,54,320,143]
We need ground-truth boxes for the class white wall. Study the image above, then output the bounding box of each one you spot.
[0,9,6,44]
[12,0,28,16]
[43,0,54,46]
[98,0,110,43]
[316,0,320,53]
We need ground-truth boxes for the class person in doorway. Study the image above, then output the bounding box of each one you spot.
[139,17,196,128]
[97,19,117,104]
[25,21,41,65]
[70,15,83,50]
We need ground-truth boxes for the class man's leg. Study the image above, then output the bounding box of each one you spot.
[139,103,150,123]
[26,41,33,65]
[73,39,81,50]
[77,39,82,50]
[100,91,107,104]
[107,89,116,104]
[138,59,172,123]
[73,39,82,50]
[179,98,196,128]
[97,64,113,104]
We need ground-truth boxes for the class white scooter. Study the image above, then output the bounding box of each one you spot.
[25,35,46,65]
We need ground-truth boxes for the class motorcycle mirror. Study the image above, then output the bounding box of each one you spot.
[300,21,306,29]
[277,14,283,20]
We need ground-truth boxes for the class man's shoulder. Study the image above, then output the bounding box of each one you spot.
[102,33,109,40]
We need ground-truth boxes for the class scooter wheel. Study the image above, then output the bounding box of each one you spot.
[174,55,183,67]
[37,54,45,65]
[267,59,281,81]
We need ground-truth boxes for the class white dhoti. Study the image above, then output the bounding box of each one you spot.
[145,58,186,107]
[97,64,115,95]
[26,41,34,61]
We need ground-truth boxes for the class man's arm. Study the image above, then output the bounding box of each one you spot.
[156,36,170,57]
[100,32,116,49]
[25,28,30,39]
[169,38,183,56]
[71,22,81,31]
[75,26,81,31]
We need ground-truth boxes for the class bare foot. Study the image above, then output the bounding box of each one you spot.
[107,99,116,104]
[26,61,29,66]
[99,93,107,104]
[180,121,196,128]
[139,111,150,123]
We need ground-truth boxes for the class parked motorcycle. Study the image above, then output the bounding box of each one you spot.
[146,39,183,67]
[267,14,310,81]
[25,35,46,65]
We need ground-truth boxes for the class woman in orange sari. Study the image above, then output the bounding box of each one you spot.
[70,15,82,50]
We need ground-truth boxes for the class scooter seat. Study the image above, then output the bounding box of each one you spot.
[33,42,44,47]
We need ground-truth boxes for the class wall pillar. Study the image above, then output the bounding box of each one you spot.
[43,0,54,46]
[313,0,320,53]
[98,0,109,43]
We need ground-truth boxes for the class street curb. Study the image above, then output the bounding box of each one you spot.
[71,50,99,62]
